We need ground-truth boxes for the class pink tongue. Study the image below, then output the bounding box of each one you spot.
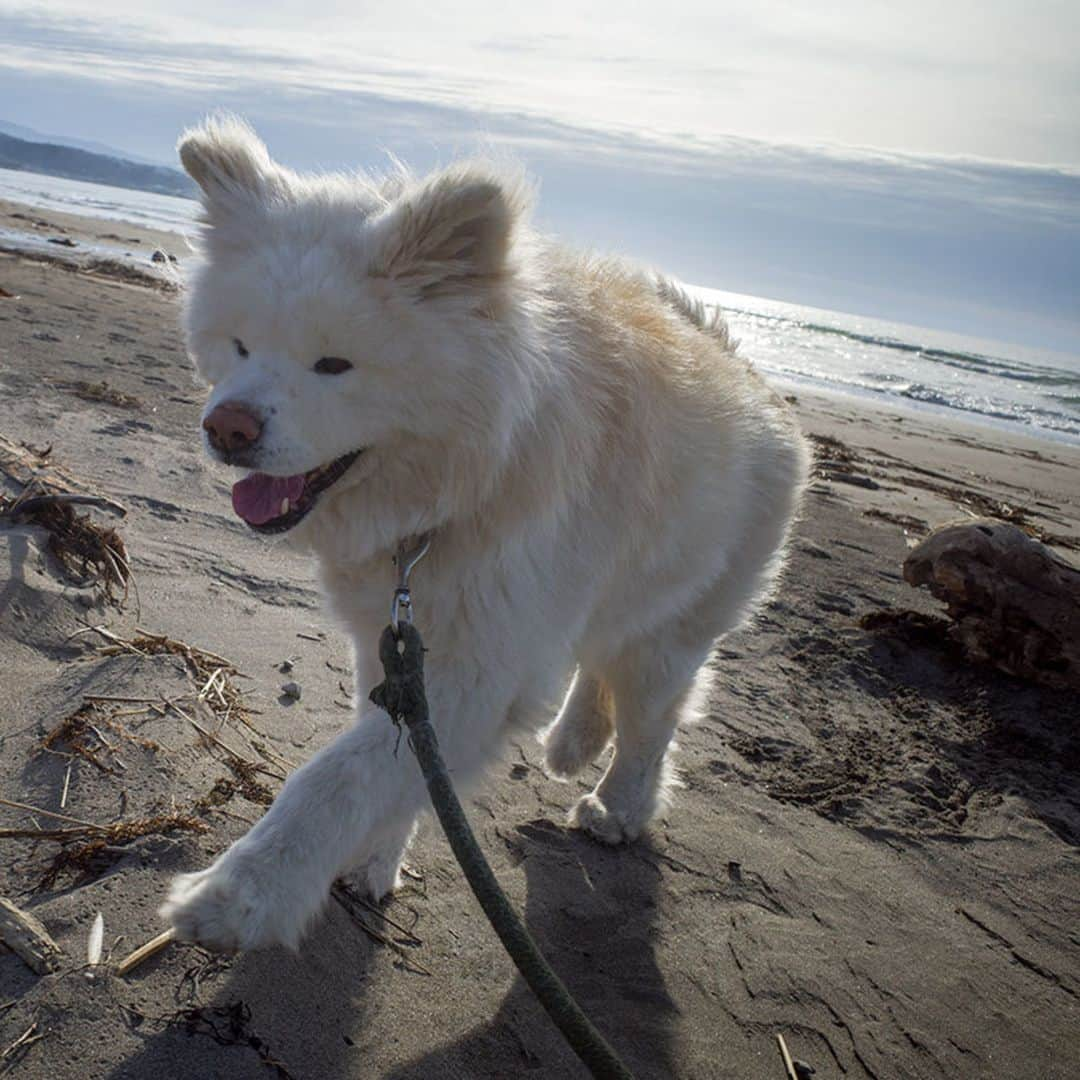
[231,473,306,525]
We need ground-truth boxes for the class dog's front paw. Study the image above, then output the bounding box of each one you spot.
[161,850,318,952]
[569,793,641,845]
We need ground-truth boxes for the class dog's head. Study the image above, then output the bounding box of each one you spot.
[179,117,535,545]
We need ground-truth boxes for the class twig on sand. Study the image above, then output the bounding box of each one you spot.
[331,882,431,975]
[0,796,102,830]
[0,826,101,841]
[776,1033,798,1080]
[3,492,126,517]
[60,760,72,809]
[114,927,176,977]
[168,702,285,782]
[0,1020,47,1073]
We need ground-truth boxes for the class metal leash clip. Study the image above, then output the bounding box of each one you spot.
[391,534,431,633]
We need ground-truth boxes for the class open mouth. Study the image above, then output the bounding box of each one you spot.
[230,450,362,534]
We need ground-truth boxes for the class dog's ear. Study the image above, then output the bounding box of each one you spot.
[178,116,288,218]
[370,167,529,299]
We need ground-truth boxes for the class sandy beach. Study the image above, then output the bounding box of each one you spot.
[0,200,1077,1079]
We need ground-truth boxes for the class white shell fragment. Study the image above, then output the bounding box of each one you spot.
[87,911,104,967]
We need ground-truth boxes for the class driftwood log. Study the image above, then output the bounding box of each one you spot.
[0,897,63,974]
[903,519,1080,688]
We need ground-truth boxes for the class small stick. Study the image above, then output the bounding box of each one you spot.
[60,760,72,810]
[64,624,109,643]
[351,894,423,946]
[86,722,116,751]
[114,927,175,976]
[83,694,156,704]
[776,1033,798,1080]
[330,890,430,975]
[169,703,252,765]
[197,668,224,700]
[134,629,236,669]
[0,797,102,830]
[1,1020,45,1061]
[0,826,96,840]
[169,703,285,781]
[4,492,127,517]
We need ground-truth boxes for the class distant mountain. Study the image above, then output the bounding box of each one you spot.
[0,121,167,167]
[0,130,195,199]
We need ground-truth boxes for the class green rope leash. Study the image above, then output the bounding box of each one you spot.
[370,622,636,1080]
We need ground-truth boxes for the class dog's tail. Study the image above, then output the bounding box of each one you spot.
[654,275,737,352]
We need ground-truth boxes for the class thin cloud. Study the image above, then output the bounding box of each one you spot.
[0,3,1076,351]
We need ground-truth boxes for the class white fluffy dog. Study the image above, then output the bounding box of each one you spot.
[162,118,809,951]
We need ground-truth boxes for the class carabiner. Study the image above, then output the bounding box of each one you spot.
[391,534,431,633]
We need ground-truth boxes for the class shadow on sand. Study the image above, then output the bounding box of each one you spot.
[387,818,677,1079]
[107,818,677,1079]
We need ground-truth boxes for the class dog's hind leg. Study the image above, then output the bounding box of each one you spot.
[542,671,615,778]
[569,577,743,845]
[570,636,710,845]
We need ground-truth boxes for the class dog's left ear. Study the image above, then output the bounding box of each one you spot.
[370,166,529,298]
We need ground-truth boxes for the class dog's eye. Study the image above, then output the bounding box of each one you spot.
[314,357,353,375]
[234,339,249,358]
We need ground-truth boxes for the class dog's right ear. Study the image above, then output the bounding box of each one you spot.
[178,116,287,219]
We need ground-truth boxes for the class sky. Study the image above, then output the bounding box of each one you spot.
[3,1,1079,352]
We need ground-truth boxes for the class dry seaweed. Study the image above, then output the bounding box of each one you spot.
[41,702,158,772]
[58,379,141,409]
[195,760,274,811]
[38,812,208,890]
[863,508,930,535]
[860,608,956,651]
[1,491,130,602]
[164,1002,295,1079]
[808,432,856,468]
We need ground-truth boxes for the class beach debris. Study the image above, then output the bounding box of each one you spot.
[163,1001,296,1079]
[114,927,175,977]
[41,702,158,775]
[808,433,880,489]
[863,507,929,536]
[150,248,178,264]
[776,1033,798,1080]
[0,483,131,604]
[903,519,1080,688]
[196,759,274,810]
[0,286,15,298]
[47,236,76,247]
[0,796,208,889]
[85,256,177,290]
[86,911,104,968]
[62,379,141,409]
[0,897,63,974]
[36,811,210,890]
[281,681,302,701]
[0,1019,47,1072]
[87,626,295,778]
[331,880,430,975]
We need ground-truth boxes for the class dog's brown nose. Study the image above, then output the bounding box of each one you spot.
[203,401,262,454]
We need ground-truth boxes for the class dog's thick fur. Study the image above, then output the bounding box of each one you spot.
[162,118,810,951]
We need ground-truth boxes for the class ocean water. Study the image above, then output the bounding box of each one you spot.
[3,165,1078,446]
